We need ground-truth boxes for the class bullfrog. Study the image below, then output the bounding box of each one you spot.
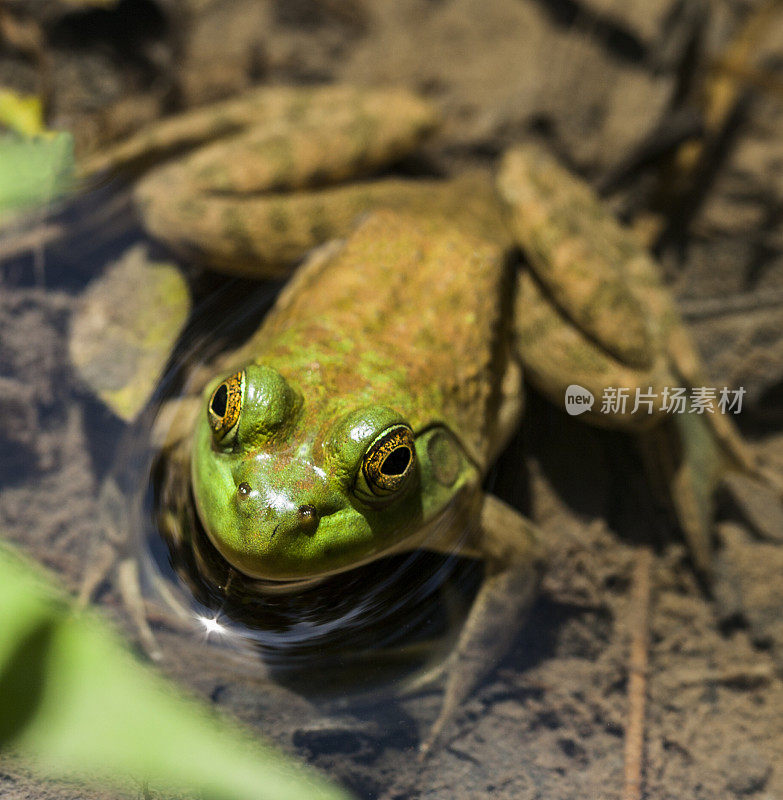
[71,84,780,756]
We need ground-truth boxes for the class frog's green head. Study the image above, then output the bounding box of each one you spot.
[191,364,476,580]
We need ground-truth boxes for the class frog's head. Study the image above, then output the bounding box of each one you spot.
[191,364,475,580]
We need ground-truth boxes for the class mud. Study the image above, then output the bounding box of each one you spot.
[2,1,783,798]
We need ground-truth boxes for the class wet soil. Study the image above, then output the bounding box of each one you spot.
[2,1,783,798]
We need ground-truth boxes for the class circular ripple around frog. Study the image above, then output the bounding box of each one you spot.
[108,276,482,695]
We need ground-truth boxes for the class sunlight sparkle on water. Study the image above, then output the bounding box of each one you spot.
[197,613,228,638]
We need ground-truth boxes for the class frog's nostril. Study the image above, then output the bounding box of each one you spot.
[297,504,319,534]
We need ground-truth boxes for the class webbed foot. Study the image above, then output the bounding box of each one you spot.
[77,476,191,662]
[419,494,544,759]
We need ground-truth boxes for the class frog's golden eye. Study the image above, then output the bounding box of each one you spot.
[207,371,245,442]
[360,424,416,497]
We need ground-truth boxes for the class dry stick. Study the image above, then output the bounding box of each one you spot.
[678,288,783,320]
[670,0,783,187]
[712,57,783,102]
[623,546,653,800]
[0,221,64,264]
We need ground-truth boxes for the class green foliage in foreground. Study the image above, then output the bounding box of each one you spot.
[0,132,75,219]
[0,89,75,219]
[0,542,353,800]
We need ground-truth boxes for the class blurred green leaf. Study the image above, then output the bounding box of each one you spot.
[0,89,46,136]
[0,133,74,219]
[0,132,75,219]
[0,88,75,219]
[0,541,353,800]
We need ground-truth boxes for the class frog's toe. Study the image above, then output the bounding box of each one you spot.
[117,556,162,662]
[418,562,539,760]
[78,477,168,662]
[640,402,783,587]
[720,470,783,544]
[77,538,162,662]
[638,410,725,579]
[77,540,118,608]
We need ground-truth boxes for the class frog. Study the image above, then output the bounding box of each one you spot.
[71,83,782,758]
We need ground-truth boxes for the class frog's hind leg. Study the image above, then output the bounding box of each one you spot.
[511,264,720,575]
[638,349,783,571]
[77,407,202,662]
[636,404,725,577]
[500,144,783,578]
[76,475,163,661]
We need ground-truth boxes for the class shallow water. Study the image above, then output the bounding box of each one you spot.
[6,189,782,800]
[87,267,479,682]
[3,0,783,796]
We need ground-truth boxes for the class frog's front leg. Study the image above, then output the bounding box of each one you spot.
[420,493,544,758]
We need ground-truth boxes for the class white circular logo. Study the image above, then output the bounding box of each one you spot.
[564,384,595,416]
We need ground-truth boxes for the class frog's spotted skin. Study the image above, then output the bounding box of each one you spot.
[100,84,514,278]
[74,84,781,758]
[498,145,777,576]
[131,86,441,277]
[192,212,517,580]
[81,86,436,183]
[243,212,512,466]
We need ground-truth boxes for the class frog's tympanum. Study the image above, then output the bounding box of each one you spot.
[73,84,781,756]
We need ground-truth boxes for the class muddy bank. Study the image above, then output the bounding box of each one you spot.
[1,1,783,798]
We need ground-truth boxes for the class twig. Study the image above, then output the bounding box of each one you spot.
[678,288,783,319]
[666,663,774,690]
[623,546,653,800]
[711,57,783,102]
[0,220,65,264]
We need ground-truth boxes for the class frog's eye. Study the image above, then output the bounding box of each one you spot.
[357,424,416,499]
[207,370,245,443]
